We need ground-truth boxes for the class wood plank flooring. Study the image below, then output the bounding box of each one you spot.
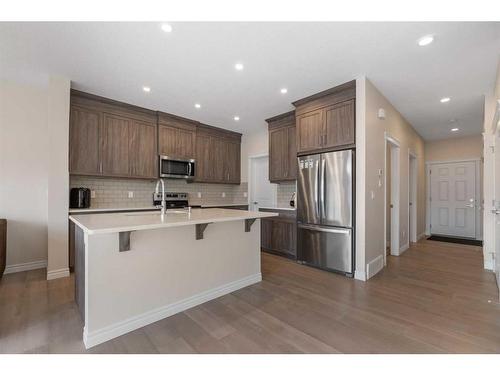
[1,239,499,353]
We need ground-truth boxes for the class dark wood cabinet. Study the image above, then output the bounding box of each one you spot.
[129,119,157,178]
[195,125,241,184]
[158,113,196,160]
[293,81,356,154]
[267,111,297,183]
[70,90,157,179]
[260,209,296,259]
[69,106,101,175]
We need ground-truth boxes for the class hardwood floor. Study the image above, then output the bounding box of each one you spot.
[1,239,499,353]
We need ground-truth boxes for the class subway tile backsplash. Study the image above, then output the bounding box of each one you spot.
[277,181,296,208]
[70,176,248,209]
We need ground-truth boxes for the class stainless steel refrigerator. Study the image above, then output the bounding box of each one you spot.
[297,150,354,276]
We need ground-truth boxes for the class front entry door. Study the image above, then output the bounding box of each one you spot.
[430,161,476,238]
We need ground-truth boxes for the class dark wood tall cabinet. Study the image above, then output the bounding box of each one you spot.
[266,111,297,183]
[293,80,356,155]
[69,106,101,175]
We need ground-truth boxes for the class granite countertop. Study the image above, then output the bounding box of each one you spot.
[69,208,278,235]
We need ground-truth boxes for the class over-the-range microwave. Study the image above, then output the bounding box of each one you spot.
[159,155,196,180]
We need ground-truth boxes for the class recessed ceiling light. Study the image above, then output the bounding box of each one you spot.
[417,35,434,46]
[280,88,288,94]
[194,103,201,109]
[142,86,151,93]
[233,116,240,121]
[440,97,451,103]
[451,128,459,132]
[161,23,172,33]
[234,63,244,71]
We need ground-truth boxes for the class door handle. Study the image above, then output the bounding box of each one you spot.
[465,204,475,208]
[492,209,500,215]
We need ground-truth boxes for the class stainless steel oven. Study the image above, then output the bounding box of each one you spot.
[159,155,195,180]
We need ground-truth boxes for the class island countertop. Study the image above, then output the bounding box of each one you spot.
[69,208,278,235]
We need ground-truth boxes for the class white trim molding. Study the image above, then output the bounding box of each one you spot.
[47,267,70,280]
[83,273,262,349]
[417,232,427,241]
[399,242,410,255]
[4,259,47,274]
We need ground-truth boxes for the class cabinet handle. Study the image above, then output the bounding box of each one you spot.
[99,162,103,174]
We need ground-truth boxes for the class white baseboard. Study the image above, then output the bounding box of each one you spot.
[47,268,70,280]
[354,270,366,281]
[83,273,262,349]
[399,242,410,255]
[4,260,47,274]
[366,255,384,280]
[417,232,426,241]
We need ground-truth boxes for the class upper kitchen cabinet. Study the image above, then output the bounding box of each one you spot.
[157,113,196,160]
[293,80,356,154]
[195,125,241,184]
[69,105,101,175]
[69,90,158,179]
[266,111,297,182]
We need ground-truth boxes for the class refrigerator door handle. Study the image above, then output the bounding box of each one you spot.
[319,156,325,221]
[298,224,351,235]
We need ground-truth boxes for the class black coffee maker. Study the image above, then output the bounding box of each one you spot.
[70,188,91,209]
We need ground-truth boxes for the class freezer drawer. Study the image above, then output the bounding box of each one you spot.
[297,224,353,274]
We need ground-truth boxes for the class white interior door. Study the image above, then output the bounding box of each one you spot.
[249,155,276,211]
[430,161,476,238]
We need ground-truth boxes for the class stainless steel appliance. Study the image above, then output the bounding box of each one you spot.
[152,192,189,209]
[297,150,354,276]
[159,155,195,180]
[70,187,91,209]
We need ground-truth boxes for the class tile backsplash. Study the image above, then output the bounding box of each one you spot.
[277,181,296,208]
[70,176,248,209]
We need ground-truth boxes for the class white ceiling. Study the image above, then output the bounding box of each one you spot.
[1,22,499,140]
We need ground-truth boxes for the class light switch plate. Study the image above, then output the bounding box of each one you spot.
[128,191,134,198]
[91,190,96,198]
[222,192,226,198]
[243,192,248,198]
[197,192,202,198]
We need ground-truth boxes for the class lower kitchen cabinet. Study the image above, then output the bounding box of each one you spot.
[260,212,297,260]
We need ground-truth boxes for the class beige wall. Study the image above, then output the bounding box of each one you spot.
[0,80,49,270]
[425,135,483,162]
[356,77,426,280]
[0,77,70,279]
[240,127,268,183]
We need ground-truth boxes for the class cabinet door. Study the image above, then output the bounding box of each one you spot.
[212,137,226,182]
[129,120,157,178]
[261,218,273,250]
[287,126,297,179]
[101,113,130,176]
[296,110,323,153]
[225,140,241,183]
[324,99,355,148]
[177,129,195,159]
[195,134,213,182]
[158,125,177,156]
[269,127,287,181]
[69,106,101,175]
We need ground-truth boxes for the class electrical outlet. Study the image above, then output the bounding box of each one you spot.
[222,192,226,198]
[243,192,248,198]
[197,192,202,198]
[370,191,375,200]
[128,191,134,198]
[91,190,96,198]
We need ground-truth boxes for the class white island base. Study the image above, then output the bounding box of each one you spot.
[70,209,277,349]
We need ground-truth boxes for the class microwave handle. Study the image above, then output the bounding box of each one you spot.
[188,162,192,176]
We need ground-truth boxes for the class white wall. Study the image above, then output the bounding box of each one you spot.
[0,80,49,270]
[356,77,426,281]
[240,126,268,183]
[0,76,70,278]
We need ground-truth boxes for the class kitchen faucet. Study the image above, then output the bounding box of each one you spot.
[155,178,166,215]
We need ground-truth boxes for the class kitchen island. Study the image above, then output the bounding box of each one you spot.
[69,208,278,349]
